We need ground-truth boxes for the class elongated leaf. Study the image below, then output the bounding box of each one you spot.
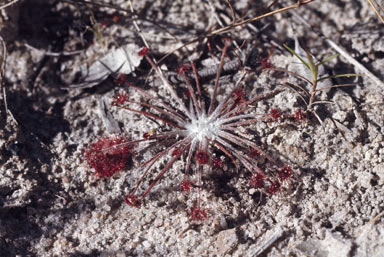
[317,73,362,82]
[284,44,311,71]
[305,50,317,80]
[313,83,357,92]
[317,54,339,66]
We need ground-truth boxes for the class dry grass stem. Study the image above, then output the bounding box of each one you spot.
[367,0,384,24]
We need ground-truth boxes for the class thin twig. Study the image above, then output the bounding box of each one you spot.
[158,0,316,64]
[127,0,150,50]
[207,0,251,60]
[368,209,384,225]
[0,0,20,10]
[367,0,384,24]
[25,43,84,56]
[210,0,315,35]
[0,36,9,121]
[62,0,129,13]
[354,209,384,238]
[226,0,236,24]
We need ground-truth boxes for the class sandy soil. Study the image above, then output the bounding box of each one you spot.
[1,0,384,256]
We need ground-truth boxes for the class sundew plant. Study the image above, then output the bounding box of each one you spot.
[85,39,295,221]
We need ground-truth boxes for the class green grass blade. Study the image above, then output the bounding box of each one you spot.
[317,73,362,82]
[283,44,311,71]
[305,50,317,80]
[317,54,339,66]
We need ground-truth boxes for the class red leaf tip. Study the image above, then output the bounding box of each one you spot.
[190,207,207,221]
[125,194,141,207]
[84,136,132,178]
[270,108,281,120]
[195,150,209,165]
[138,47,149,56]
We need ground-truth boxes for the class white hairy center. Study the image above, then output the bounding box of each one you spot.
[186,115,219,142]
